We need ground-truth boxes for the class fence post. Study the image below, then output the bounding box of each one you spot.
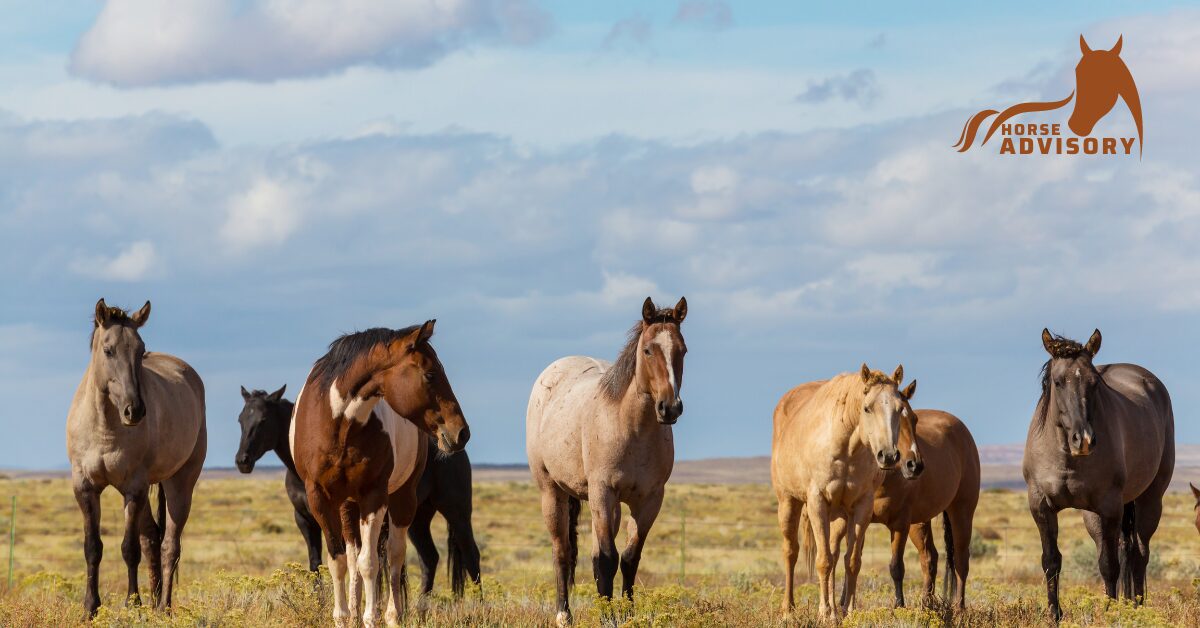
[8,495,15,589]
[679,503,686,585]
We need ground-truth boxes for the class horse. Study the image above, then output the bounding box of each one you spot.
[526,296,687,626]
[410,436,482,597]
[1023,329,1174,622]
[1191,484,1200,536]
[234,385,322,572]
[772,364,918,618]
[868,409,980,610]
[236,386,480,596]
[65,299,207,618]
[955,35,1142,156]
[292,322,470,627]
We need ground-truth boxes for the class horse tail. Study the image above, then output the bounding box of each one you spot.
[1120,502,1136,599]
[448,523,466,597]
[941,511,956,601]
[955,109,999,151]
[567,496,581,588]
[800,504,815,580]
[980,92,1075,146]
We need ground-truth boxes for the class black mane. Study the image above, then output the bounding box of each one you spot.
[310,326,420,389]
[1036,333,1090,426]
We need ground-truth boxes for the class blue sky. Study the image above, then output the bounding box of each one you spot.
[2,1,1199,468]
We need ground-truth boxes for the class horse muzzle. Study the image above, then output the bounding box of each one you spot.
[438,424,470,453]
[876,448,900,470]
[120,401,146,426]
[656,398,683,425]
[1068,429,1095,457]
[235,453,255,474]
[901,457,925,479]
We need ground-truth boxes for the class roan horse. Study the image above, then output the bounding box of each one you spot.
[292,322,470,627]
[1023,329,1174,622]
[236,386,480,595]
[772,365,917,618]
[869,409,980,610]
[526,296,687,626]
[66,299,207,617]
[955,35,1143,156]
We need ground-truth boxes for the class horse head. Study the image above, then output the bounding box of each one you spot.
[379,320,471,453]
[859,364,918,471]
[1070,35,1142,155]
[235,384,288,472]
[1040,328,1103,456]
[91,299,151,426]
[636,296,688,424]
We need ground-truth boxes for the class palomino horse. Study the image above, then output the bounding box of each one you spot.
[292,322,470,627]
[66,299,207,617]
[870,409,980,609]
[235,385,323,572]
[1024,329,1174,621]
[772,365,917,618]
[956,35,1142,156]
[527,296,687,626]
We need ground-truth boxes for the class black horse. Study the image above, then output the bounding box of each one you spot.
[235,385,481,594]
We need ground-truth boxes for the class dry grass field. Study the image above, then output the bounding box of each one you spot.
[0,474,1197,626]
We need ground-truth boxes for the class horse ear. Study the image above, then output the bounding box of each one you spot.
[1085,329,1102,357]
[268,384,286,402]
[1110,35,1122,55]
[860,363,871,383]
[416,320,436,345]
[901,380,917,400]
[1080,34,1092,54]
[1041,328,1054,354]
[642,297,657,324]
[1191,482,1200,502]
[892,364,904,385]
[673,297,687,324]
[240,385,251,401]
[94,298,110,326]
[131,301,151,328]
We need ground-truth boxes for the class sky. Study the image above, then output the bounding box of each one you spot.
[2,1,1199,468]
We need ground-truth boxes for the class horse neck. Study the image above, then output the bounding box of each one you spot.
[80,363,124,431]
[831,387,871,458]
[271,401,298,471]
[615,377,658,433]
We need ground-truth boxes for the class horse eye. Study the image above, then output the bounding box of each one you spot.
[423,372,434,382]
[863,405,870,412]
[643,348,651,356]
[103,347,114,357]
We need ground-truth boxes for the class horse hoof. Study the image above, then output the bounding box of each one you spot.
[556,610,572,627]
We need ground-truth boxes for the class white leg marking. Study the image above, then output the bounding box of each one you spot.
[385,519,410,627]
[359,507,387,628]
[327,547,350,627]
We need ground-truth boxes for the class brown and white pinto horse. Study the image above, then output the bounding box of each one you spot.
[292,322,469,627]
[526,297,687,626]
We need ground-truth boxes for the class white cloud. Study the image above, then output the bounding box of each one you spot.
[221,178,301,251]
[69,0,551,86]
[672,2,733,31]
[70,241,161,281]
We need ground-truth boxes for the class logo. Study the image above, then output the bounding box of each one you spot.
[955,35,1142,157]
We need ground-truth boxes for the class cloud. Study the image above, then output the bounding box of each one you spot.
[795,68,881,107]
[672,1,733,30]
[70,241,161,281]
[865,32,887,49]
[602,15,653,51]
[221,178,303,251]
[69,0,552,87]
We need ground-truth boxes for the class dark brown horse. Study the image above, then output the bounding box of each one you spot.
[1023,329,1174,622]
[292,322,470,626]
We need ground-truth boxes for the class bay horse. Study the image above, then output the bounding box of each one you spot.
[956,35,1142,156]
[1191,483,1200,536]
[1023,329,1174,622]
[526,296,687,626]
[66,299,207,618]
[772,364,917,618]
[292,322,470,627]
[236,387,480,595]
[868,409,980,610]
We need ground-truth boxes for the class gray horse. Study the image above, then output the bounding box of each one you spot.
[66,299,208,617]
[1023,329,1174,622]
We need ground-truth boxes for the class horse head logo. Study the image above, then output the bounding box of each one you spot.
[955,35,1142,156]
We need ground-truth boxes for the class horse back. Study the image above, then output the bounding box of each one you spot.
[1099,363,1174,498]
[904,410,981,522]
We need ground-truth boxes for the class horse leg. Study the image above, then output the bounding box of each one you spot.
[120,485,149,607]
[138,489,163,605]
[287,471,323,573]
[536,481,573,626]
[408,501,438,597]
[1030,497,1063,622]
[1081,508,1122,600]
[385,470,422,626]
[889,526,909,608]
[308,485,350,626]
[909,521,937,605]
[1131,494,1163,605]
[776,495,802,613]
[72,476,104,618]
[587,486,620,602]
[441,502,483,594]
[621,488,663,601]
[340,501,364,620]
[356,504,387,628]
[948,504,974,609]
[158,451,202,611]
[840,498,872,613]
[806,494,837,619]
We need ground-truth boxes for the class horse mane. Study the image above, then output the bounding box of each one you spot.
[599,308,678,401]
[1035,333,1090,427]
[806,369,895,426]
[310,326,421,390]
[89,304,137,344]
